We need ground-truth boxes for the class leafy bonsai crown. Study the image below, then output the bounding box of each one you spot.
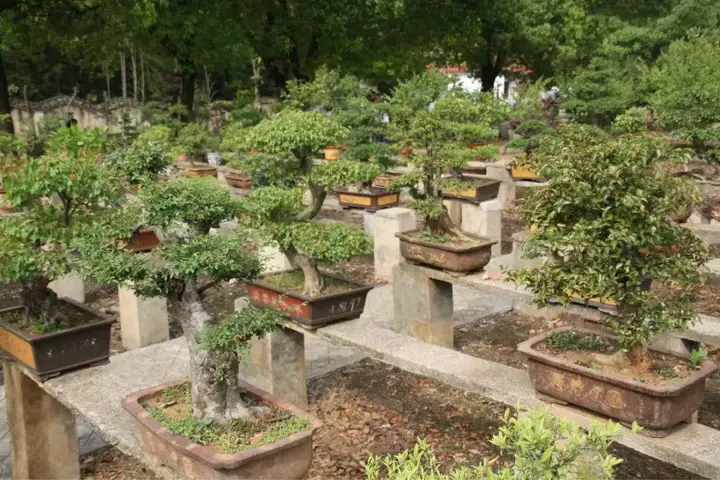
[506,119,550,156]
[105,139,174,185]
[508,124,708,353]
[175,122,218,160]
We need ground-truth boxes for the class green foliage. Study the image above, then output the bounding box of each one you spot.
[105,140,173,185]
[46,126,107,157]
[136,125,174,147]
[511,79,555,124]
[365,407,626,480]
[611,107,650,134]
[507,120,550,156]
[508,125,708,353]
[312,160,384,190]
[689,347,709,369]
[546,331,608,352]
[0,131,28,156]
[227,152,302,188]
[175,123,218,160]
[652,363,678,378]
[651,34,720,161]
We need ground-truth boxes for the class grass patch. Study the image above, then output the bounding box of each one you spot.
[1,310,68,337]
[418,232,452,244]
[652,363,679,378]
[262,270,357,296]
[144,382,312,454]
[546,331,610,352]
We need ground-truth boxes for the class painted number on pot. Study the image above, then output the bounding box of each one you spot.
[329,296,365,314]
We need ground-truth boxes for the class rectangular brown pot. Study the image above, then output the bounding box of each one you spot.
[248,272,373,329]
[335,188,400,212]
[395,230,497,272]
[518,326,718,437]
[126,228,161,253]
[180,164,218,177]
[122,379,322,480]
[225,171,252,189]
[371,172,402,189]
[441,178,501,203]
[0,299,113,381]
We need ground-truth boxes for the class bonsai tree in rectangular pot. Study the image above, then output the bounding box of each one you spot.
[384,71,499,272]
[237,109,375,328]
[0,126,121,379]
[174,122,220,177]
[506,119,551,181]
[74,177,321,479]
[509,124,714,437]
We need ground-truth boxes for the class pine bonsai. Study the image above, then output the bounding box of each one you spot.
[74,177,282,422]
[508,124,708,367]
[507,119,551,157]
[238,109,374,296]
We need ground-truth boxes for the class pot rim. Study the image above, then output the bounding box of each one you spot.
[334,188,399,197]
[251,270,373,303]
[0,298,114,343]
[122,378,322,470]
[518,326,718,396]
[396,229,497,253]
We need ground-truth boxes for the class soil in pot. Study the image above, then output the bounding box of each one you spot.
[405,230,486,248]
[2,301,98,337]
[440,177,501,203]
[262,270,358,297]
[142,381,312,454]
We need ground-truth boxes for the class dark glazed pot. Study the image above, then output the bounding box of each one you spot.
[396,230,496,273]
[518,326,717,437]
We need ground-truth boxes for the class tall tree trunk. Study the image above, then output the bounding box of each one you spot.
[23,85,37,137]
[479,55,503,93]
[140,54,145,104]
[251,58,262,109]
[131,49,138,101]
[21,275,59,327]
[104,65,111,101]
[285,248,324,297]
[180,68,196,121]
[0,52,14,133]
[180,278,254,423]
[120,53,127,100]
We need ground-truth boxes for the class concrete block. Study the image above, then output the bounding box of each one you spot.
[461,201,502,257]
[363,211,376,237]
[392,264,454,347]
[485,163,512,181]
[684,223,720,245]
[650,333,699,357]
[374,207,417,282]
[4,363,80,479]
[260,243,295,274]
[443,198,463,226]
[118,285,169,350]
[49,273,85,303]
[706,259,720,275]
[498,181,516,209]
[237,327,308,409]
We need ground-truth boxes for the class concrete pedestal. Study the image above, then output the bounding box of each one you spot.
[236,327,308,409]
[4,363,80,479]
[374,207,417,282]
[363,211,376,237]
[392,263,454,347]
[498,181,516,209]
[443,198,463,225]
[486,163,512,181]
[49,273,85,303]
[461,200,502,257]
[118,286,169,350]
[260,244,295,274]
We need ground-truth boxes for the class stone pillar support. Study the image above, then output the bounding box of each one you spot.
[374,207,417,282]
[118,285,169,350]
[4,363,80,480]
[461,199,502,257]
[443,198,463,226]
[498,181,516,209]
[49,273,85,304]
[392,263,454,347]
[260,243,295,274]
[485,163,512,181]
[363,210,376,237]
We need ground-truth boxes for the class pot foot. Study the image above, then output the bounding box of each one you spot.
[535,391,568,405]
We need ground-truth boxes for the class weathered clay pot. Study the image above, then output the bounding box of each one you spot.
[441,178,501,203]
[335,188,400,212]
[371,172,402,189]
[395,230,497,272]
[126,228,161,253]
[0,300,113,381]
[123,379,322,480]
[324,146,344,161]
[518,326,717,437]
[248,272,372,329]
[179,164,218,177]
[225,170,252,189]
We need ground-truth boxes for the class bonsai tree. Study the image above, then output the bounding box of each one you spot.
[506,119,551,157]
[386,72,496,239]
[175,122,219,164]
[74,177,283,422]
[651,34,720,165]
[508,124,708,367]
[0,127,125,330]
[105,138,174,186]
[366,407,631,480]
[610,107,651,134]
[239,109,374,296]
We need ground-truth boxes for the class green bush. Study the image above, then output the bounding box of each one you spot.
[611,107,650,134]
[175,123,219,161]
[105,140,174,185]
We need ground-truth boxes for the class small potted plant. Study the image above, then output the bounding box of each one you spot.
[0,127,121,379]
[239,109,375,329]
[73,177,321,479]
[384,71,498,272]
[507,119,550,181]
[510,125,715,437]
[174,123,220,177]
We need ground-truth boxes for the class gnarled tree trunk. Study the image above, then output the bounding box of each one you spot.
[285,248,324,297]
[180,278,254,423]
[20,275,60,327]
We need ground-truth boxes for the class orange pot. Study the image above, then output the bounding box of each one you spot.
[324,146,344,161]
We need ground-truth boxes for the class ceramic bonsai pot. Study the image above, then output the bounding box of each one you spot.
[461,165,487,176]
[179,164,218,177]
[324,146,344,161]
[335,188,400,211]
[509,164,544,182]
[395,230,497,272]
[518,326,717,437]
[248,272,373,329]
[0,300,113,381]
[126,228,161,253]
[441,178,501,203]
[225,170,252,189]
[371,172,402,189]
[122,379,322,480]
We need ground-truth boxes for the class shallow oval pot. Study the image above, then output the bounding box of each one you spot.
[248,272,373,329]
[395,230,497,272]
[0,299,113,381]
[335,188,400,212]
[122,379,322,480]
[518,326,717,437]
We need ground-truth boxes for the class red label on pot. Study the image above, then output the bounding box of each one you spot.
[248,285,309,319]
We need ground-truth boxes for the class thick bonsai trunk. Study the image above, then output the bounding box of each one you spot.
[627,344,650,368]
[425,207,471,240]
[285,248,324,297]
[20,275,60,327]
[179,278,254,423]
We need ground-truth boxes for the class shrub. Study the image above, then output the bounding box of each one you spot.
[105,140,174,185]
[611,107,650,134]
[175,123,219,162]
